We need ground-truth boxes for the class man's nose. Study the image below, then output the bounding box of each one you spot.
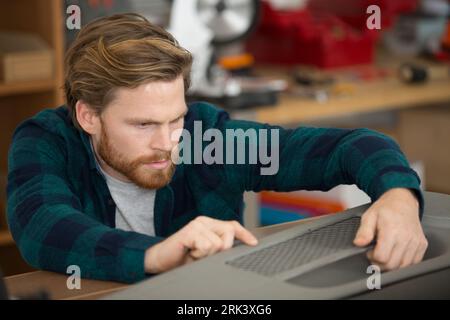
[151,125,174,152]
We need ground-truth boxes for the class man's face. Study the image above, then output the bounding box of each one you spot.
[92,76,187,189]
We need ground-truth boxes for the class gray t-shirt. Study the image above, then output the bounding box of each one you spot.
[91,142,156,236]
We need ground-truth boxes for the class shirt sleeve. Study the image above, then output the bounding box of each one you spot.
[221,118,424,217]
[7,123,164,283]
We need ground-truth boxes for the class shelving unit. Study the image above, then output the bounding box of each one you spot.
[0,79,57,97]
[0,230,13,246]
[0,0,65,275]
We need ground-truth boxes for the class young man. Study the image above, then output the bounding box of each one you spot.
[7,14,427,283]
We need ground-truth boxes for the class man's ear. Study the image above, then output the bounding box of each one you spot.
[75,100,101,135]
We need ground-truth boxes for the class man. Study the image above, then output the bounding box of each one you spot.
[7,14,427,283]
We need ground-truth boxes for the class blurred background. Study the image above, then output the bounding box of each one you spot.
[0,0,449,276]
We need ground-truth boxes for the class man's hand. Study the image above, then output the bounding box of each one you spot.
[353,188,428,271]
[144,216,258,274]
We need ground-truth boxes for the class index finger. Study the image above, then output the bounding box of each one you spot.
[229,221,258,246]
[197,217,258,246]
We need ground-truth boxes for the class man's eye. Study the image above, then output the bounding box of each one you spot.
[136,123,151,128]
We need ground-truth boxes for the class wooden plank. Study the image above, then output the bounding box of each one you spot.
[0,230,13,246]
[4,216,327,299]
[48,0,65,105]
[0,79,55,97]
[5,271,129,300]
[233,78,450,125]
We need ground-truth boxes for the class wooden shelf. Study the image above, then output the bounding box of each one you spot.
[0,1,64,262]
[0,230,14,246]
[233,77,450,125]
[0,79,56,97]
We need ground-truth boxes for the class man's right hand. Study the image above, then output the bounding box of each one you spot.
[144,216,258,274]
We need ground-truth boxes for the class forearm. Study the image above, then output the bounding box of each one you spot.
[226,124,423,214]
[8,196,163,283]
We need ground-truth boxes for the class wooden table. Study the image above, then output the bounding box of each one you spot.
[4,215,328,300]
[232,63,450,125]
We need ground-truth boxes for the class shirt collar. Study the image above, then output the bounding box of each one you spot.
[79,130,99,171]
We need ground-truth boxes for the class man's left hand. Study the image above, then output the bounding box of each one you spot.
[353,188,428,271]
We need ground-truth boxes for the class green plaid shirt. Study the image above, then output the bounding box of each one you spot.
[7,102,423,283]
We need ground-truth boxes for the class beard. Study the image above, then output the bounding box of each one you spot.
[96,124,176,189]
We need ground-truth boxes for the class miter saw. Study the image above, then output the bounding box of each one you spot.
[169,0,286,109]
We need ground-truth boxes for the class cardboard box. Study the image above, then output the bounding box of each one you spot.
[0,31,53,83]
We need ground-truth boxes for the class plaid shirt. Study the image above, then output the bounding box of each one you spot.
[7,102,423,283]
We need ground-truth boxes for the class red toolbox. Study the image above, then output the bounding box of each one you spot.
[308,0,418,29]
[246,0,417,68]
